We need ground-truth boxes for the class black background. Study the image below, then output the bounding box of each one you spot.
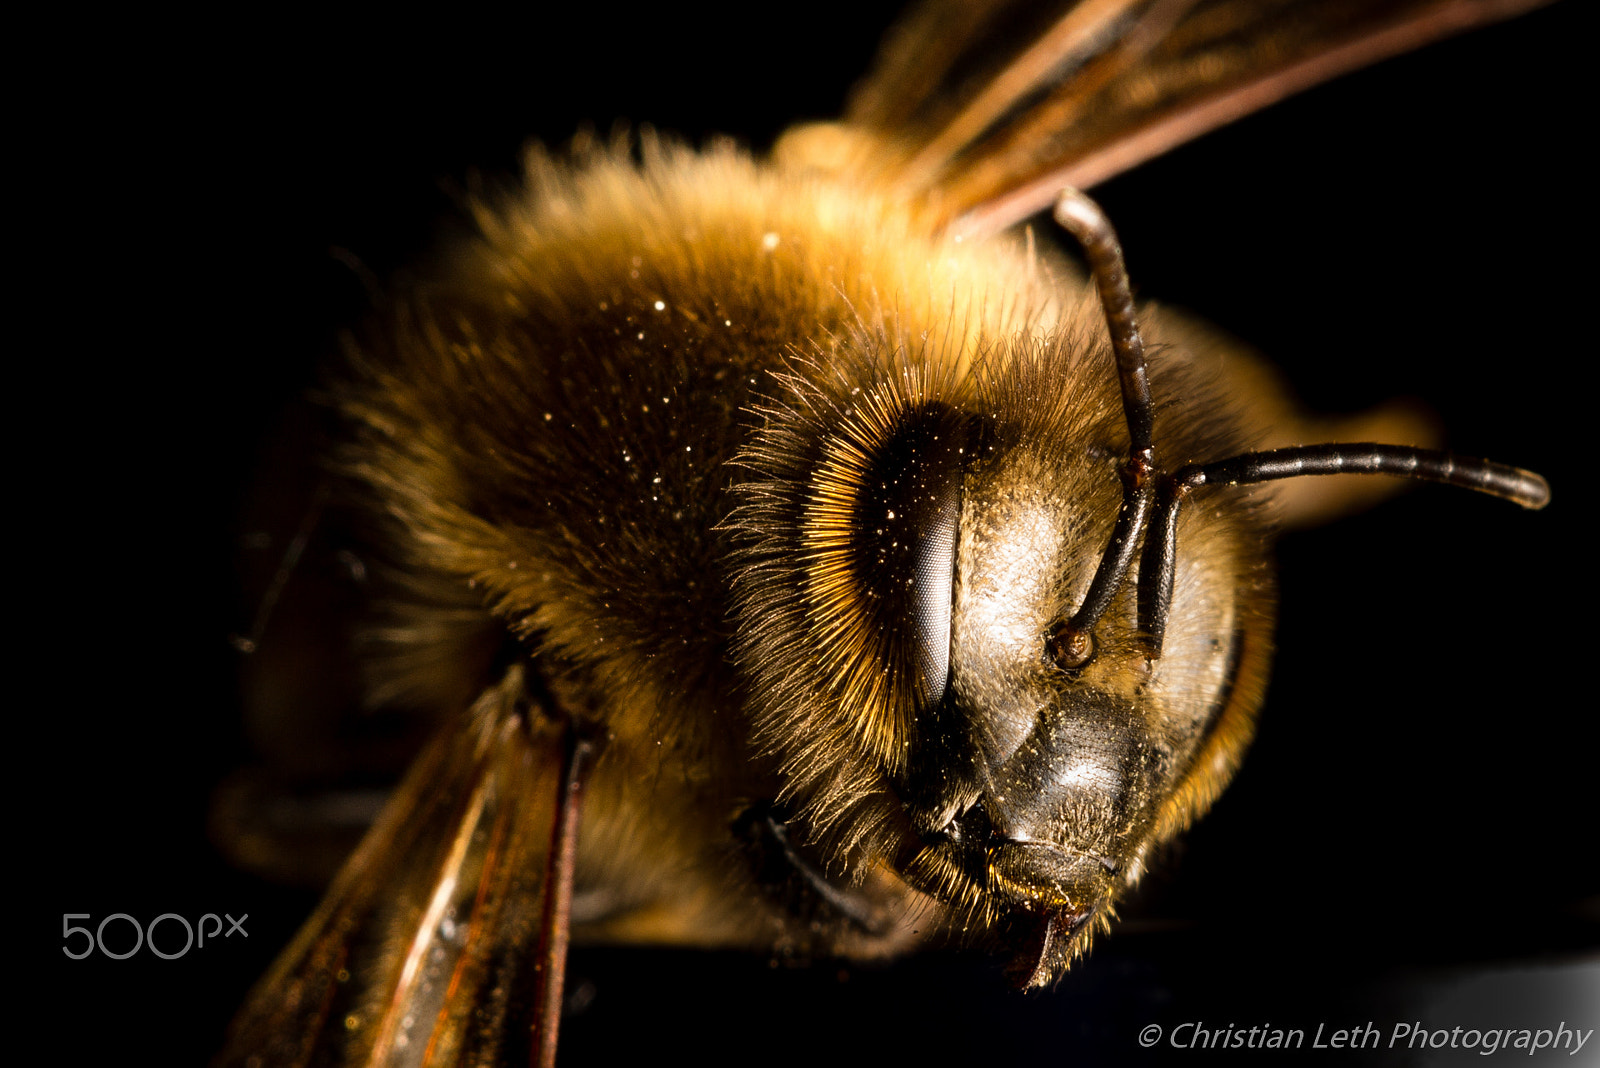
[37,2,1592,1064]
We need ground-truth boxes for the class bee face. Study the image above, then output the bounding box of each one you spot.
[46,3,1587,1066]
[729,303,1283,980]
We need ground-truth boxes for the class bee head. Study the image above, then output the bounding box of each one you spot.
[890,351,1272,985]
[728,305,1268,984]
[727,189,1546,985]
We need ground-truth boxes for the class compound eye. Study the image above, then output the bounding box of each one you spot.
[853,404,973,712]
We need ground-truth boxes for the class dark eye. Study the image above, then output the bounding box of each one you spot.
[853,404,973,711]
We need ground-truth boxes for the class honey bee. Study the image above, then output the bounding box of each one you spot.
[183,2,1588,1065]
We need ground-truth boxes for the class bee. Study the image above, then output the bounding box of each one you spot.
[206,1,1583,1065]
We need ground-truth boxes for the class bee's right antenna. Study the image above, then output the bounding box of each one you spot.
[1136,443,1549,653]
[1044,187,1551,668]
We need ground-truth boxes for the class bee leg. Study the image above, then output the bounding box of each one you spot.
[734,803,888,940]
[532,719,599,1068]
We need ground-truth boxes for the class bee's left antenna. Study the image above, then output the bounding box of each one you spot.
[1045,188,1158,672]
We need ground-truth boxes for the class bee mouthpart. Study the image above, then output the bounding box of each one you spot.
[982,840,1113,987]
[1002,904,1097,990]
[986,840,1114,911]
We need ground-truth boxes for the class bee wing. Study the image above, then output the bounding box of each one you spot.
[218,666,573,1068]
[842,0,1550,234]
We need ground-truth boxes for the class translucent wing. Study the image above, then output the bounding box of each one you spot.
[837,0,1551,234]
[218,667,573,1067]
